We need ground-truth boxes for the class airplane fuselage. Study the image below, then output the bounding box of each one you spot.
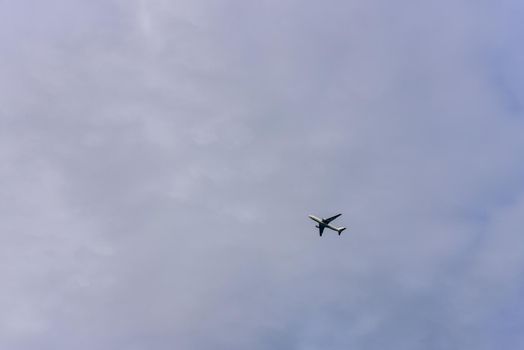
[308,215,341,232]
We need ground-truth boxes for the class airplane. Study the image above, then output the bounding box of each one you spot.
[308,214,346,237]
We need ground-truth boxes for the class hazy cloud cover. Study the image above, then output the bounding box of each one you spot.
[1,0,524,349]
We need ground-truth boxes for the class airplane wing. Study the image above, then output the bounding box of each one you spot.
[324,213,342,224]
[319,225,325,236]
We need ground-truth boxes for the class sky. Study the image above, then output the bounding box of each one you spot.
[1,0,524,349]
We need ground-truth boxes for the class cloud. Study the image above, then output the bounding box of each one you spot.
[1,0,524,349]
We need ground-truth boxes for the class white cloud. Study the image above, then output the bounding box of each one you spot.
[1,0,524,349]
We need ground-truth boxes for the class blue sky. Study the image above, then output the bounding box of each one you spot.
[1,0,524,349]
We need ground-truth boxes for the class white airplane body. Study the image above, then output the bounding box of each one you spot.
[308,214,346,237]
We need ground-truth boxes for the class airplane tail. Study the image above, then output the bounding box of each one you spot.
[337,227,346,235]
